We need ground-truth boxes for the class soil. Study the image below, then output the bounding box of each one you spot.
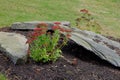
[0,27,120,80]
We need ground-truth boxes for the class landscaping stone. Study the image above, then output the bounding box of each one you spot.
[69,27,120,67]
[60,26,120,67]
[10,21,120,67]
[0,32,28,64]
[11,21,70,30]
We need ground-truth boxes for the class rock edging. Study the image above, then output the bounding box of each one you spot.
[0,32,28,64]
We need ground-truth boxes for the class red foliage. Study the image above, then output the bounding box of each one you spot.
[34,28,42,31]
[80,9,89,13]
[52,25,60,30]
[27,23,45,44]
[54,22,61,25]
[26,23,72,44]
[37,23,48,28]
[59,27,65,32]
[66,34,71,38]
[52,25,72,33]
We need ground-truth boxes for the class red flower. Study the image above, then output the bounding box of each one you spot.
[32,32,39,37]
[59,27,65,32]
[37,23,48,28]
[52,26,60,30]
[34,28,42,31]
[54,22,61,25]
[66,34,71,38]
[32,31,45,37]
[26,38,35,44]
[80,9,88,13]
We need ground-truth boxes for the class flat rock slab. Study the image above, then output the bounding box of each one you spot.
[60,26,120,67]
[70,28,120,67]
[0,32,28,64]
[11,21,70,30]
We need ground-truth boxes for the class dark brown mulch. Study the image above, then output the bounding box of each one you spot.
[0,27,120,80]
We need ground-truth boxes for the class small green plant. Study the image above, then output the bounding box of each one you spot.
[0,73,7,80]
[75,9,102,33]
[26,22,71,63]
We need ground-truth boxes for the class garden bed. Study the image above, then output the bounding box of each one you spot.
[0,27,120,80]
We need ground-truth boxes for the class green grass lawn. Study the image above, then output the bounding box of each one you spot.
[0,0,120,38]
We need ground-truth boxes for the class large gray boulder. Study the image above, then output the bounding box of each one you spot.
[11,21,70,30]
[61,26,120,67]
[0,32,29,64]
[70,28,120,67]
